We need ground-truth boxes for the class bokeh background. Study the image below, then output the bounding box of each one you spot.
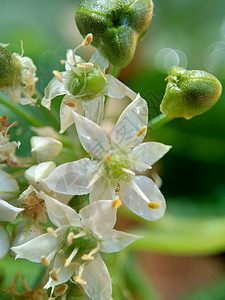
[1,0,225,299]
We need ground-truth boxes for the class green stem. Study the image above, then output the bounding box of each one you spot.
[0,94,44,127]
[148,113,173,131]
[110,64,121,78]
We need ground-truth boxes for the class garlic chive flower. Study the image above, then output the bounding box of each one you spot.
[41,35,136,133]
[0,43,38,105]
[43,95,171,221]
[0,170,22,258]
[12,192,140,300]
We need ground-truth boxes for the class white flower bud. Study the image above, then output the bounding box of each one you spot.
[31,136,62,163]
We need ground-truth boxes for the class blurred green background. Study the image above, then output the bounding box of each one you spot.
[1,0,225,299]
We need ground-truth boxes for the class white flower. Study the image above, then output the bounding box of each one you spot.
[41,49,136,133]
[30,136,63,163]
[0,116,20,166]
[2,44,38,106]
[0,170,22,258]
[43,95,171,221]
[12,193,140,300]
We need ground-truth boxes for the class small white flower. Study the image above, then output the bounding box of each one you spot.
[0,116,20,166]
[43,95,171,221]
[41,49,136,133]
[0,170,22,258]
[12,193,140,300]
[30,136,63,163]
[1,44,38,106]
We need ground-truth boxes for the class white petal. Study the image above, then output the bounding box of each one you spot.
[11,233,58,263]
[90,177,115,202]
[31,136,62,163]
[0,170,20,200]
[111,95,148,150]
[0,225,10,259]
[12,221,43,247]
[106,74,137,100]
[25,161,56,186]
[82,95,105,125]
[119,176,166,221]
[41,73,67,109]
[131,142,172,172]
[89,49,109,71]
[44,251,74,289]
[100,229,142,253]
[79,200,117,238]
[59,98,83,134]
[38,191,80,227]
[43,159,96,195]
[82,254,112,300]
[0,200,23,222]
[72,111,110,159]
[65,50,84,70]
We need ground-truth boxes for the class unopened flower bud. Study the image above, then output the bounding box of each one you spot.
[0,45,21,87]
[75,0,154,68]
[66,63,106,97]
[31,136,63,163]
[160,66,222,119]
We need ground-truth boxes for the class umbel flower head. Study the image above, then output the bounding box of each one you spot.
[42,35,136,133]
[0,43,38,105]
[43,95,171,221]
[75,0,154,68]
[12,192,140,300]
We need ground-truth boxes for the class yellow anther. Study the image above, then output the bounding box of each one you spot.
[82,33,93,47]
[50,270,60,282]
[47,227,58,238]
[60,59,66,65]
[54,284,68,296]
[53,70,63,83]
[64,258,71,267]
[112,198,122,209]
[67,232,75,246]
[147,202,161,209]
[105,154,113,162]
[78,62,94,73]
[82,254,94,261]
[136,125,147,137]
[41,256,50,266]
[73,276,87,285]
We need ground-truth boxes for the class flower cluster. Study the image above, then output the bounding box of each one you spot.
[0,0,222,299]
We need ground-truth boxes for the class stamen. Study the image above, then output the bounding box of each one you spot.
[64,248,78,267]
[105,154,113,162]
[67,232,75,246]
[81,254,94,261]
[78,62,94,73]
[82,33,93,47]
[148,202,161,209]
[112,198,122,209]
[60,59,66,65]
[41,256,50,266]
[66,62,81,77]
[136,125,147,137]
[53,70,63,83]
[50,270,60,282]
[54,284,68,296]
[73,276,87,285]
[62,100,75,108]
[47,227,57,238]
[121,167,135,175]
[73,230,86,239]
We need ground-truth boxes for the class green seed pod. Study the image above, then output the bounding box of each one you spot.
[0,45,21,87]
[75,0,154,68]
[66,62,106,98]
[160,66,222,119]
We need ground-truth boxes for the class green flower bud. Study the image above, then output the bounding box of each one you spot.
[75,0,154,68]
[160,66,222,119]
[0,45,21,87]
[66,62,106,98]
